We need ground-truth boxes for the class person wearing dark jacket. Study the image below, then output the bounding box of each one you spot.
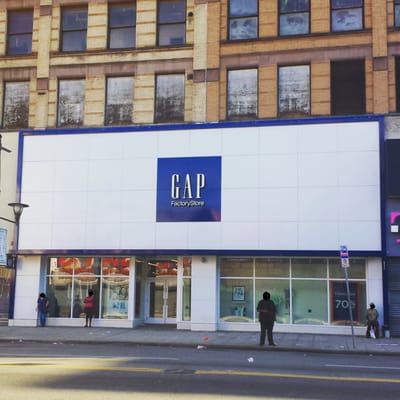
[257,291,277,346]
[36,292,49,327]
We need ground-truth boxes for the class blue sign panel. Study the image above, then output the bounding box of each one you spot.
[156,156,221,222]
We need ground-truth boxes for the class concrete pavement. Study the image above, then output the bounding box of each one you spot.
[0,325,399,355]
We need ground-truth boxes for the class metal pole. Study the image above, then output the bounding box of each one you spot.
[344,266,356,349]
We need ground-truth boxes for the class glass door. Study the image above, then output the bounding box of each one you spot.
[146,278,176,323]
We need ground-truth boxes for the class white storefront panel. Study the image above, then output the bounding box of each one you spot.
[18,120,381,253]
[11,119,383,333]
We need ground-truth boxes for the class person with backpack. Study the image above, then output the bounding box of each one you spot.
[366,302,379,339]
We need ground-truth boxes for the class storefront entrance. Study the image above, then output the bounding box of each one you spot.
[145,278,177,324]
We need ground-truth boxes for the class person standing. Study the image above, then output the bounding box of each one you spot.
[257,291,277,346]
[366,302,379,339]
[73,294,82,318]
[84,290,94,327]
[36,292,49,327]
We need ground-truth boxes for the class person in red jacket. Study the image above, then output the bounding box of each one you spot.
[84,290,94,327]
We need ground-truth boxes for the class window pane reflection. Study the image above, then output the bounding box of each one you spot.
[227,69,257,119]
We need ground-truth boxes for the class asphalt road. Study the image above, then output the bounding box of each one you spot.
[0,342,399,400]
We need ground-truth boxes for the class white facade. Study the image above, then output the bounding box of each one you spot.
[10,118,384,334]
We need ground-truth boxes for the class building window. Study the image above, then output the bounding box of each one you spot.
[396,57,400,111]
[7,10,33,55]
[57,79,85,127]
[331,59,365,115]
[228,0,258,40]
[109,3,136,49]
[2,82,30,128]
[395,0,400,27]
[227,69,258,119]
[105,76,134,125]
[47,257,130,320]
[278,65,310,117]
[155,74,185,123]
[219,257,367,326]
[331,0,363,32]
[157,0,186,46]
[61,7,88,52]
[279,0,309,36]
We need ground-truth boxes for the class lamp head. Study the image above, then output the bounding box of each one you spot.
[8,202,29,225]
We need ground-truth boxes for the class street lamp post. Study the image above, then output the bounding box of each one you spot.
[1,202,29,319]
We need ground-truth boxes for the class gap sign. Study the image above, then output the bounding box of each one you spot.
[156,156,222,222]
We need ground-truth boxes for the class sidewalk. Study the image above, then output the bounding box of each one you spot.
[1,325,400,355]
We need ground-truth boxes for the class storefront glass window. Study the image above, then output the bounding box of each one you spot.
[219,256,367,326]
[182,257,191,321]
[220,258,253,277]
[135,260,143,319]
[255,279,290,324]
[292,258,327,278]
[220,278,253,322]
[292,280,328,324]
[47,257,131,320]
[329,258,366,279]
[255,258,289,277]
[330,281,366,326]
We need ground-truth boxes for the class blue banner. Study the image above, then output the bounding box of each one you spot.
[156,156,221,222]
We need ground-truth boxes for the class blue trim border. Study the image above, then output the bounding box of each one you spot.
[16,249,383,257]
[20,114,383,136]
[18,114,385,259]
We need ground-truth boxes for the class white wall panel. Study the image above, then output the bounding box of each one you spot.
[259,154,298,187]
[53,161,89,191]
[223,189,259,221]
[221,222,259,249]
[18,120,382,252]
[258,125,298,154]
[259,188,298,221]
[298,153,338,186]
[188,223,222,249]
[121,191,155,222]
[259,222,298,249]
[299,188,339,221]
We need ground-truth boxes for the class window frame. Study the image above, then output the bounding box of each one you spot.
[219,256,367,326]
[57,79,85,127]
[226,68,258,120]
[7,9,34,55]
[157,0,186,46]
[228,0,258,41]
[279,0,310,37]
[278,64,311,118]
[154,73,185,123]
[330,0,364,33]
[330,59,366,116]
[395,0,400,28]
[395,57,400,112]
[108,3,136,49]
[2,81,30,129]
[105,76,135,126]
[60,7,88,52]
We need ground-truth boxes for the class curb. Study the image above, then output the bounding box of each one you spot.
[1,337,399,356]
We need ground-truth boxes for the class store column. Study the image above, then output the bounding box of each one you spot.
[190,256,217,331]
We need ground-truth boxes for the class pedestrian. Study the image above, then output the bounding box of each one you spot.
[84,290,94,327]
[366,302,379,339]
[257,291,277,346]
[73,294,82,318]
[36,292,49,327]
